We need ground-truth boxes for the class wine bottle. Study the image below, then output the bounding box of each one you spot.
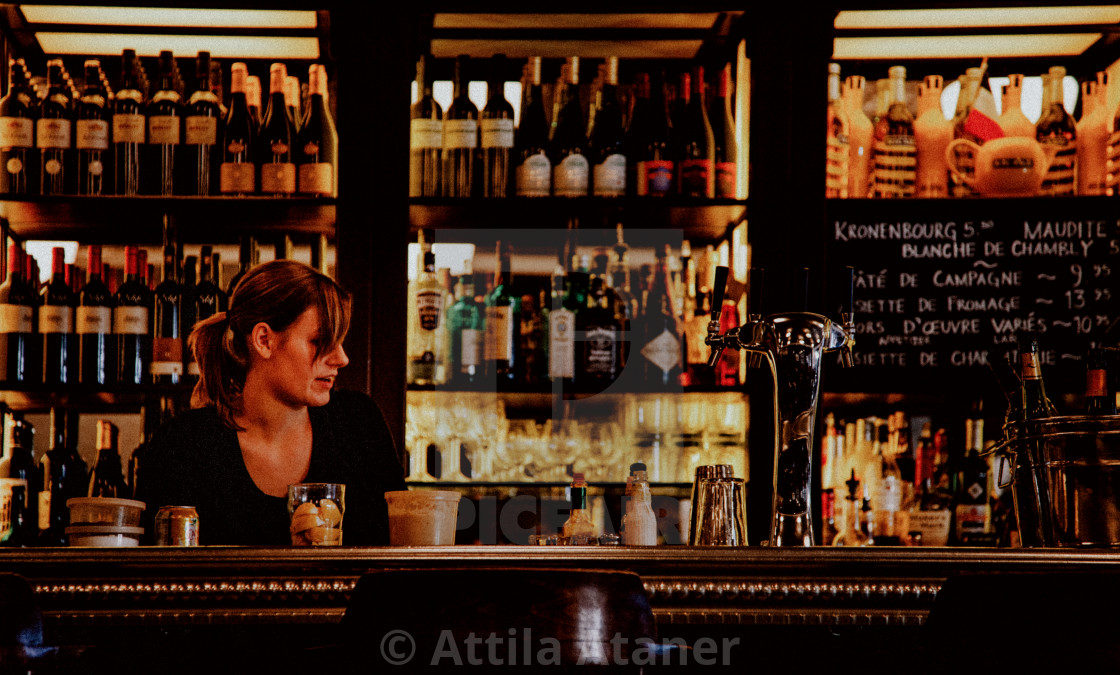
[78,245,115,387]
[0,58,37,195]
[588,56,626,197]
[286,74,302,134]
[712,63,737,198]
[872,65,916,198]
[112,50,145,196]
[638,243,682,389]
[914,74,952,198]
[447,266,484,387]
[258,63,297,196]
[5,417,37,539]
[677,66,715,198]
[39,247,76,386]
[297,64,338,197]
[514,56,550,197]
[1085,348,1116,414]
[151,239,183,385]
[551,56,589,197]
[88,420,127,498]
[1037,66,1077,196]
[479,54,515,198]
[38,407,87,546]
[114,245,153,386]
[76,59,111,195]
[409,54,442,198]
[626,71,674,197]
[37,58,75,195]
[145,51,182,196]
[0,244,34,385]
[1019,333,1058,418]
[220,62,257,195]
[406,232,448,386]
[484,240,521,384]
[442,54,478,198]
[825,63,850,199]
[182,51,221,195]
[246,74,262,129]
[843,74,874,198]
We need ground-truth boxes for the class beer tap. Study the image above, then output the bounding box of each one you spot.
[705,265,857,546]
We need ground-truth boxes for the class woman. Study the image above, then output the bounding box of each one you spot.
[137,260,405,545]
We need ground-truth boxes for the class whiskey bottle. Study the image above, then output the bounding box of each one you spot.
[871,65,915,198]
[1037,66,1077,196]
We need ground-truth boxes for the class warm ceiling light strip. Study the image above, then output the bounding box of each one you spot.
[35,32,320,59]
[20,5,317,29]
[833,33,1101,59]
[433,13,720,30]
[835,6,1120,30]
[430,39,702,59]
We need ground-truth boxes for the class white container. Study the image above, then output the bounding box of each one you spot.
[67,497,146,527]
[66,524,143,547]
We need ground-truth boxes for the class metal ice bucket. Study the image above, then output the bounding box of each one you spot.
[995,415,1120,547]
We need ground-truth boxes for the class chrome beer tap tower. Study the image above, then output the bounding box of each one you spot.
[705,266,856,546]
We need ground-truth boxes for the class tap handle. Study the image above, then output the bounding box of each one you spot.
[747,267,764,318]
[711,265,729,322]
[841,266,855,318]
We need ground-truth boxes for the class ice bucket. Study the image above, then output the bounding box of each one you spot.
[996,415,1120,547]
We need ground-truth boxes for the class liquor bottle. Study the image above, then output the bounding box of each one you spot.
[484,240,521,384]
[621,462,658,546]
[575,276,624,392]
[588,56,626,197]
[88,420,127,498]
[38,407,86,546]
[998,74,1036,138]
[677,66,715,198]
[1,485,31,547]
[151,239,183,385]
[1036,65,1077,196]
[547,270,584,386]
[442,55,478,198]
[626,71,674,197]
[832,470,871,547]
[258,63,297,196]
[825,63,850,198]
[561,473,596,544]
[843,74,873,198]
[518,292,545,386]
[550,56,589,197]
[637,244,682,389]
[78,245,114,387]
[914,74,952,198]
[668,71,690,153]
[406,233,448,386]
[182,51,221,195]
[514,56,550,197]
[76,59,111,195]
[246,74,262,128]
[220,62,257,195]
[1077,71,1109,196]
[1019,333,1058,419]
[480,54,514,198]
[297,64,338,197]
[711,63,737,199]
[145,51,182,196]
[1085,348,1116,414]
[5,417,37,540]
[714,297,740,386]
[872,65,916,198]
[113,47,145,195]
[0,58,37,195]
[949,69,982,197]
[37,58,75,195]
[210,59,227,119]
[114,245,153,386]
[954,418,993,545]
[447,267,484,386]
[0,244,34,385]
[409,54,442,197]
[39,247,76,385]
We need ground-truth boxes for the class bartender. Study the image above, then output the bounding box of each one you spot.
[137,259,405,545]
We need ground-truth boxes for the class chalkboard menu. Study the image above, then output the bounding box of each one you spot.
[825,199,1119,393]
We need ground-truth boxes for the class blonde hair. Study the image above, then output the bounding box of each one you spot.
[189,259,351,429]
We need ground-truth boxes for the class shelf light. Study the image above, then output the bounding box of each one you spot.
[835,6,1120,30]
[35,32,320,59]
[833,33,1100,60]
[20,5,317,29]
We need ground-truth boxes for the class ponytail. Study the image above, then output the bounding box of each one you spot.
[189,311,250,428]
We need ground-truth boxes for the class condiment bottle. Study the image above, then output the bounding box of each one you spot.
[621,462,658,546]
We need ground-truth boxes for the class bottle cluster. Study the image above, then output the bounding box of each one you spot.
[0,50,337,197]
[0,236,229,389]
[826,60,1118,198]
[410,54,739,199]
[406,228,740,393]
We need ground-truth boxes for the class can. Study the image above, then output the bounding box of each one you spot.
[155,506,200,546]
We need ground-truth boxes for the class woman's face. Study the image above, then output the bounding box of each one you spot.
[260,306,349,408]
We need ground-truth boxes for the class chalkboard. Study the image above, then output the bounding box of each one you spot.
[825,199,1119,393]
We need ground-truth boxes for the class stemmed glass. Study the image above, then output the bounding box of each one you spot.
[405,395,437,482]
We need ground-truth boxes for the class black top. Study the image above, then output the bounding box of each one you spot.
[136,389,406,546]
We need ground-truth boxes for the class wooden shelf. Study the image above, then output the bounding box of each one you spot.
[0,383,193,411]
[0,195,337,244]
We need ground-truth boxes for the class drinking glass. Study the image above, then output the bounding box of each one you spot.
[288,483,345,546]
